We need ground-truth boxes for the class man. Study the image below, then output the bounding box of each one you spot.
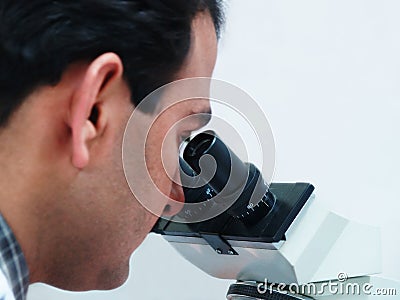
[0,0,224,299]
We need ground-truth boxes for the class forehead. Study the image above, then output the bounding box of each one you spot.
[175,11,218,81]
[153,11,217,115]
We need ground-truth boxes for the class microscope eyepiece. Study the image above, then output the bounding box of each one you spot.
[180,131,275,225]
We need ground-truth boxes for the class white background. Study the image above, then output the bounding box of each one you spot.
[28,0,400,299]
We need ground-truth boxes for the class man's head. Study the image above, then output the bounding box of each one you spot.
[0,0,223,291]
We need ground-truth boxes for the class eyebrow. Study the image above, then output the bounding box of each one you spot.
[191,109,212,128]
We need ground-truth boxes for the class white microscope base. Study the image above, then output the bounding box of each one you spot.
[166,194,382,285]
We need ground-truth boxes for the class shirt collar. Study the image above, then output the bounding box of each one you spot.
[0,214,29,300]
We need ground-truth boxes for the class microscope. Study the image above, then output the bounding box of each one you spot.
[152,131,399,299]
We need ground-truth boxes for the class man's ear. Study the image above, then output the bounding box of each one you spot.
[68,53,124,169]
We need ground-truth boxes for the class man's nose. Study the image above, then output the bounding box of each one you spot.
[162,180,185,217]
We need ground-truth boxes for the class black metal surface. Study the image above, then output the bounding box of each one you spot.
[152,182,314,244]
[201,234,238,255]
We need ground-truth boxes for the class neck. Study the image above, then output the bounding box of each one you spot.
[0,128,50,283]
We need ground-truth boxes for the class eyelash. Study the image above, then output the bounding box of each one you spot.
[179,132,191,144]
[179,135,188,144]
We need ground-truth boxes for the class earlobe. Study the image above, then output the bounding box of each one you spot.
[72,120,97,169]
[68,53,124,170]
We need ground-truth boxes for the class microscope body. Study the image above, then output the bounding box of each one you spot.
[163,192,381,285]
[155,184,390,299]
[152,132,397,299]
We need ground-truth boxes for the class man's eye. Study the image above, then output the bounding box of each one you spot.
[179,132,191,144]
[179,135,188,144]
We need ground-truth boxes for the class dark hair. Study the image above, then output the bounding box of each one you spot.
[0,0,224,126]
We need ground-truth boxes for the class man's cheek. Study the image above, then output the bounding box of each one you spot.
[161,132,180,181]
